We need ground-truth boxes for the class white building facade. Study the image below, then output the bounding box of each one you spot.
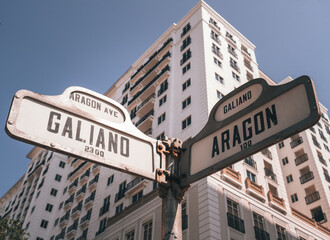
[1,1,330,240]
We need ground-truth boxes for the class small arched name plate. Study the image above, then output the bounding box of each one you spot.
[180,76,321,187]
[6,87,160,180]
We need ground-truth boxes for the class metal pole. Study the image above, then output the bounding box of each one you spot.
[157,138,186,240]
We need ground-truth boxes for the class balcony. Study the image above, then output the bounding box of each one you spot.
[290,137,303,148]
[128,65,170,107]
[212,48,223,59]
[71,202,82,219]
[228,48,238,58]
[66,221,78,238]
[68,179,78,194]
[211,34,221,45]
[291,208,330,235]
[130,51,170,95]
[254,226,270,240]
[261,148,272,160]
[227,212,245,233]
[264,168,277,183]
[80,169,90,185]
[115,190,126,203]
[305,191,320,205]
[84,192,95,209]
[220,167,242,189]
[230,62,240,73]
[135,110,154,133]
[64,195,74,210]
[310,127,316,133]
[76,185,86,201]
[80,211,91,229]
[244,61,254,72]
[130,38,173,83]
[245,178,266,202]
[59,212,70,228]
[295,153,308,166]
[99,203,110,217]
[92,164,100,175]
[136,94,155,118]
[300,171,314,184]
[267,191,286,214]
[125,177,148,196]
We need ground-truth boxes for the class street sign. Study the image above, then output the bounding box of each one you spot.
[6,87,161,180]
[180,75,320,187]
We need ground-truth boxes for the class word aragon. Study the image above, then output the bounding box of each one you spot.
[212,104,278,157]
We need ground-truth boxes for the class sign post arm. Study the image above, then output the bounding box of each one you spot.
[157,138,188,240]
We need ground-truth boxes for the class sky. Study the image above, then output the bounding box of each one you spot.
[0,0,329,197]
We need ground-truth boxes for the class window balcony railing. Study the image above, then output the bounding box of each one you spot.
[211,34,221,45]
[318,156,327,166]
[221,167,242,184]
[310,127,316,133]
[130,38,173,80]
[230,62,240,73]
[324,173,330,183]
[115,190,126,203]
[254,226,270,240]
[228,48,238,58]
[295,153,308,166]
[227,212,245,233]
[245,177,265,197]
[300,171,314,184]
[313,212,327,223]
[244,61,254,72]
[126,177,144,192]
[313,138,321,149]
[99,203,110,217]
[136,94,155,113]
[128,65,170,106]
[290,137,303,148]
[305,191,320,205]
[135,110,154,128]
[264,168,277,182]
[244,156,257,170]
[212,48,223,59]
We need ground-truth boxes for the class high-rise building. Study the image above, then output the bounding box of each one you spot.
[1,1,329,240]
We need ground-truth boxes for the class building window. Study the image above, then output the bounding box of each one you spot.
[182,96,191,110]
[181,23,191,38]
[63,187,67,195]
[228,44,236,57]
[143,220,153,240]
[282,157,288,165]
[159,95,167,106]
[107,175,114,186]
[180,48,191,65]
[212,43,222,58]
[115,204,123,215]
[278,142,284,148]
[215,73,224,84]
[36,238,44,240]
[217,91,223,99]
[45,203,53,212]
[324,144,330,152]
[214,57,222,67]
[182,79,191,91]
[97,218,107,235]
[182,116,192,130]
[55,174,62,182]
[50,188,58,197]
[121,94,128,105]
[247,170,256,183]
[59,161,65,168]
[182,201,188,230]
[182,63,191,74]
[276,224,287,240]
[181,35,191,51]
[230,58,240,72]
[40,219,48,229]
[253,212,265,230]
[158,80,168,96]
[126,230,135,240]
[31,206,35,214]
[54,218,59,227]
[157,132,165,140]
[291,193,298,203]
[132,190,143,203]
[227,198,245,233]
[232,72,240,81]
[99,195,110,216]
[211,30,220,43]
[58,201,63,210]
[158,113,166,125]
[286,175,293,183]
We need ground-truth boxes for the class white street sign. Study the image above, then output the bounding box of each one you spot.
[6,87,161,180]
[180,76,320,187]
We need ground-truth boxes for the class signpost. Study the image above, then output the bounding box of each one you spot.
[5,75,321,240]
[5,86,161,181]
[180,75,320,187]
